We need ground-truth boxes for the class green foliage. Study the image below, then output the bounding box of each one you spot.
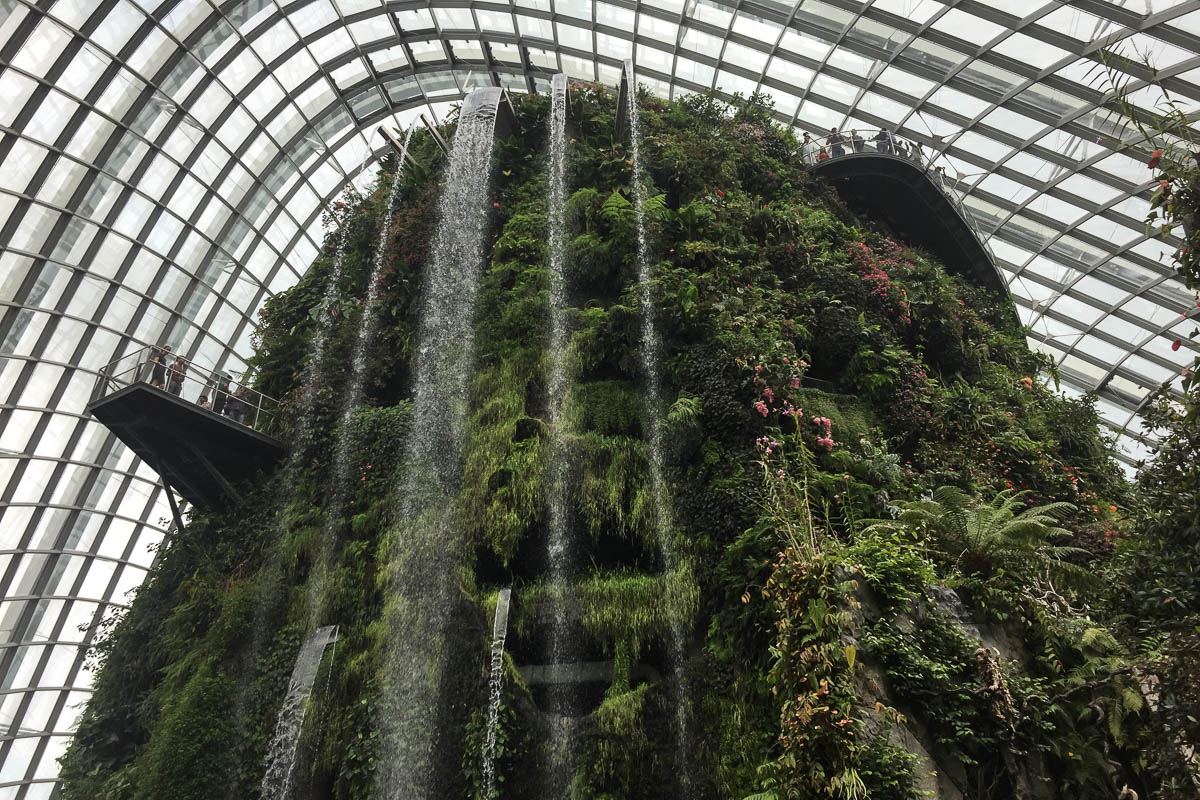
[63,79,1170,800]
[863,487,1094,589]
[140,668,237,800]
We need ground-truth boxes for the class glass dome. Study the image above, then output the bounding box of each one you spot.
[1,0,1197,792]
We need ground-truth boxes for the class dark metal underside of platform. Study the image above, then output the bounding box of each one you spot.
[812,153,1006,295]
[86,383,285,509]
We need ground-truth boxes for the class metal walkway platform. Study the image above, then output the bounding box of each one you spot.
[812,150,1006,295]
[85,346,285,512]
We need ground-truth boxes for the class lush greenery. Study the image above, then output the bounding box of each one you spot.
[58,81,1197,800]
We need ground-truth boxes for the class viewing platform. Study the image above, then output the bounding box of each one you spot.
[807,130,1006,295]
[85,345,285,512]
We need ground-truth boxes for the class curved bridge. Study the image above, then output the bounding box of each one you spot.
[812,152,1006,296]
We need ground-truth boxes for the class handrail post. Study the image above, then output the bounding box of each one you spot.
[93,364,105,404]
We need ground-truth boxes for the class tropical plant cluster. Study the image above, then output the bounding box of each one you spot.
[57,83,1196,800]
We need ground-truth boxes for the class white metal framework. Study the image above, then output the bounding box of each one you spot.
[1,0,1198,793]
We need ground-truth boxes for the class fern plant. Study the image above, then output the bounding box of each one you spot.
[864,487,1094,590]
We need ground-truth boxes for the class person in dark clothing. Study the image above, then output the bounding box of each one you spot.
[212,375,230,416]
[241,386,261,427]
[167,356,187,396]
[150,346,171,389]
[873,129,892,154]
[827,127,845,157]
[222,385,238,421]
[850,129,865,153]
[225,386,247,424]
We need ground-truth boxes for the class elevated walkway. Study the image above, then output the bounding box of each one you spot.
[85,346,285,512]
[808,132,1006,295]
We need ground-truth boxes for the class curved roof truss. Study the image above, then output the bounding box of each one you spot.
[2,0,1199,792]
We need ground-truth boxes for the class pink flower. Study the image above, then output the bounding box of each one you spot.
[755,401,769,417]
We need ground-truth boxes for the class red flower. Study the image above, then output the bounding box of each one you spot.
[493,202,500,208]
[717,189,725,197]
[1148,148,1164,168]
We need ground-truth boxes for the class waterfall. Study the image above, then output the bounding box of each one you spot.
[291,216,354,451]
[307,129,415,630]
[331,127,414,497]
[481,588,513,798]
[259,625,339,800]
[624,59,692,797]
[232,203,357,795]
[540,73,582,793]
[374,89,501,800]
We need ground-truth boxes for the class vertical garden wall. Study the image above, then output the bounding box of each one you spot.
[57,82,1197,800]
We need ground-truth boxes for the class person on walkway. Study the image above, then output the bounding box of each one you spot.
[167,356,188,396]
[911,141,925,165]
[212,375,230,416]
[227,386,249,425]
[817,147,830,162]
[873,129,892,154]
[827,128,845,157]
[198,395,211,410]
[150,346,170,389]
[850,129,865,153]
[241,385,261,427]
[801,132,813,163]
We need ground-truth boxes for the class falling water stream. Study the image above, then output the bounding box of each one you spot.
[257,143,413,800]
[243,200,358,797]
[307,128,415,630]
[625,59,693,797]
[291,219,354,450]
[374,90,501,800]
[539,72,583,795]
[259,625,339,799]
[481,587,513,797]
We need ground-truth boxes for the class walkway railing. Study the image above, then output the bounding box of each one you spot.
[90,344,279,433]
[801,128,996,261]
